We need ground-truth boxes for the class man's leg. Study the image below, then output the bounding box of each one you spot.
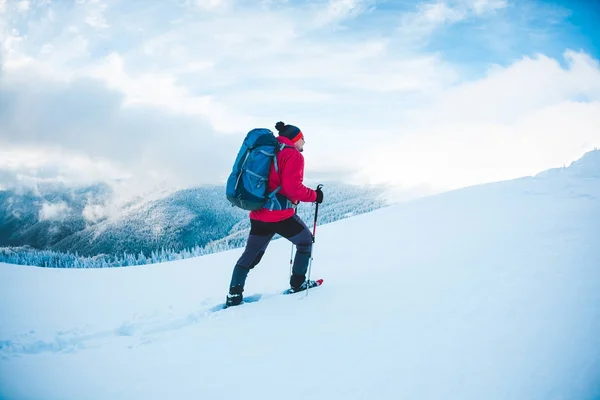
[274,214,314,289]
[229,219,274,292]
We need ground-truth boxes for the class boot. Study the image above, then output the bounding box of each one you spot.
[225,285,243,308]
[289,274,319,294]
[289,273,305,290]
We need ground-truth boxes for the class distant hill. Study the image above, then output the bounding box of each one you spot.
[0,182,390,259]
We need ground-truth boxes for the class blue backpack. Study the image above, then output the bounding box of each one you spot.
[226,128,293,211]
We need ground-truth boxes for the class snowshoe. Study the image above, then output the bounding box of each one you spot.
[284,279,323,295]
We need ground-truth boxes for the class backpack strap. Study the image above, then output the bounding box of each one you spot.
[265,144,295,210]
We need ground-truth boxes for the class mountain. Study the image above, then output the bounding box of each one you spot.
[0,182,389,259]
[49,186,248,257]
[1,150,598,399]
[0,183,111,249]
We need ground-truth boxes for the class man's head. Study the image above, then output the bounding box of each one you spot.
[275,121,305,152]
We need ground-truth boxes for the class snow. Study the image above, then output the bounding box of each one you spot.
[1,156,600,400]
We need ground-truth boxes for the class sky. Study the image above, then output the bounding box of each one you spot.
[1,0,599,200]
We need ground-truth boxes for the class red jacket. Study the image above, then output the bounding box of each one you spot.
[250,136,317,222]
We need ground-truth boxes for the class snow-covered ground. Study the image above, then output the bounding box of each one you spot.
[1,153,599,400]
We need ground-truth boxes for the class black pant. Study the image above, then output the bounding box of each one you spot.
[229,214,313,289]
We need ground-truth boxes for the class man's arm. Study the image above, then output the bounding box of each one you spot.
[280,152,317,203]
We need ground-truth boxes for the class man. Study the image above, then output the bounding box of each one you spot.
[225,121,324,307]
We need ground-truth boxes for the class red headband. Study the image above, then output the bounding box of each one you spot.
[291,131,304,143]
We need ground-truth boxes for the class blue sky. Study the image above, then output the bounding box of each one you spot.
[1,0,599,203]
[425,0,599,68]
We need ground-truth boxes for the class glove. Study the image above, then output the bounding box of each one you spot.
[315,187,324,204]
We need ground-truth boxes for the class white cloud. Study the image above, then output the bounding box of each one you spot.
[0,144,179,221]
[84,53,256,133]
[2,30,31,72]
[314,0,374,26]
[415,50,600,124]
[0,145,131,188]
[0,0,597,199]
[357,50,600,190]
[2,30,88,83]
[469,0,507,15]
[399,2,463,40]
[84,0,109,29]
[194,0,230,11]
[398,0,508,44]
[39,201,71,221]
[82,204,108,223]
[17,1,29,13]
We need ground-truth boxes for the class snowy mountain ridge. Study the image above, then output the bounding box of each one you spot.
[0,182,388,263]
[535,147,600,179]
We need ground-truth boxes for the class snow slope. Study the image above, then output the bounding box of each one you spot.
[1,152,599,400]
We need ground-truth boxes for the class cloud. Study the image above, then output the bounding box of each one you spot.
[85,53,255,133]
[0,75,241,193]
[17,1,29,13]
[398,0,507,46]
[0,0,598,199]
[313,0,375,27]
[39,201,71,221]
[470,0,507,15]
[194,0,231,11]
[414,50,600,124]
[82,203,108,223]
[358,50,600,189]
[0,145,130,187]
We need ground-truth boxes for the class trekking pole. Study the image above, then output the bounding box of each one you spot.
[289,242,294,279]
[289,203,298,279]
[306,184,322,296]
